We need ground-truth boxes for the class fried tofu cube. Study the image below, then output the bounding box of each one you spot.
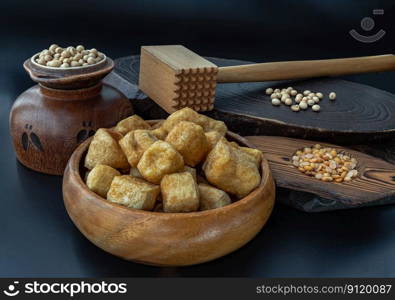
[200,117,227,136]
[130,167,143,178]
[203,138,261,198]
[161,172,200,212]
[239,147,262,167]
[205,131,223,151]
[119,130,158,167]
[114,115,151,135]
[86,164,121,198]
[107,175,160,210]
[162,107,202,132]
[137,141,184,184]
[229,142,262,167]
[165,121,209,166]
[163,107,227,136]
[198,183,231,211]
[183,165,197,181]
[151,127,168,140]
[85,129,129,170]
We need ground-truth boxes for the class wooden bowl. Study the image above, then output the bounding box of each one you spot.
[62,125,275,266]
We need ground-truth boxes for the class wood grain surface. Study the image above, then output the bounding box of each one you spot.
[106,55,395,144]
[139,45,218,113]
[217,54,395,82]
[247,136,395,205]
[63,125,275,266]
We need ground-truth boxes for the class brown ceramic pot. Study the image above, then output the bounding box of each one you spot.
[9,56,133,175]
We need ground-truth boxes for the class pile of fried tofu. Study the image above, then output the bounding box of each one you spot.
[84,108,263,213]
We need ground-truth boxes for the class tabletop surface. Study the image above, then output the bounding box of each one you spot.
[1,0,395,277]
[1,70,395,277]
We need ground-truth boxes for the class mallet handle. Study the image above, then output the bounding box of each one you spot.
[217,54,395,83]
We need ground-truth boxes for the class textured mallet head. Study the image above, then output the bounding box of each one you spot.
[139,45,218,113]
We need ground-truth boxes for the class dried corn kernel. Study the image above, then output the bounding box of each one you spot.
[292,144,358,183]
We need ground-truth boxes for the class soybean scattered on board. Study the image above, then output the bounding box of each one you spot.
[265,87,337,112]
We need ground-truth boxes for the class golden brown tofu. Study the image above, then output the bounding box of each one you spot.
[84,129,129,170]
[239,147,262,167]
[198,183,231,211]
[137,141,184,184]
[201,117,227,136]
[205,131,223,151]
[183,165,197,181]
[107,175,160,210]
[151,127,168,140]
[165,121,209,167]
[203,138,261,198]
[119,130,158,167]
[162,107,202,132]
[161,172,200,213]
[162,107,227,136]
[86,164,121,198]
[130,167,143,178]
[229,142,262,167]
[114,115,151,135]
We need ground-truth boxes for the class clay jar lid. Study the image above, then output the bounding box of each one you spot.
[24,52,114,89]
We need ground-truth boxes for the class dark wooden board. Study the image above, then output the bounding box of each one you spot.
[103,56,395,210]
[246,136,395,205]
[105,55,395,145]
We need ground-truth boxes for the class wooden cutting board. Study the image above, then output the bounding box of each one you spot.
[106,55,395,145]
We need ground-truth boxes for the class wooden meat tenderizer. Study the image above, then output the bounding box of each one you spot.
[138,45,395,113]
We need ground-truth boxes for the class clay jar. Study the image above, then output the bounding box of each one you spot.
[9,55,133,175]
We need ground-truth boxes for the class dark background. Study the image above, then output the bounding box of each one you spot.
[1,0,395,277]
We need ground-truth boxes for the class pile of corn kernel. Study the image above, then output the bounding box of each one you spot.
[292,144,358,183]
[265,87,336,112]
[34,44,105,68]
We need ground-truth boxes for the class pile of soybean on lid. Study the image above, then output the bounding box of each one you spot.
[34,44,105,68]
